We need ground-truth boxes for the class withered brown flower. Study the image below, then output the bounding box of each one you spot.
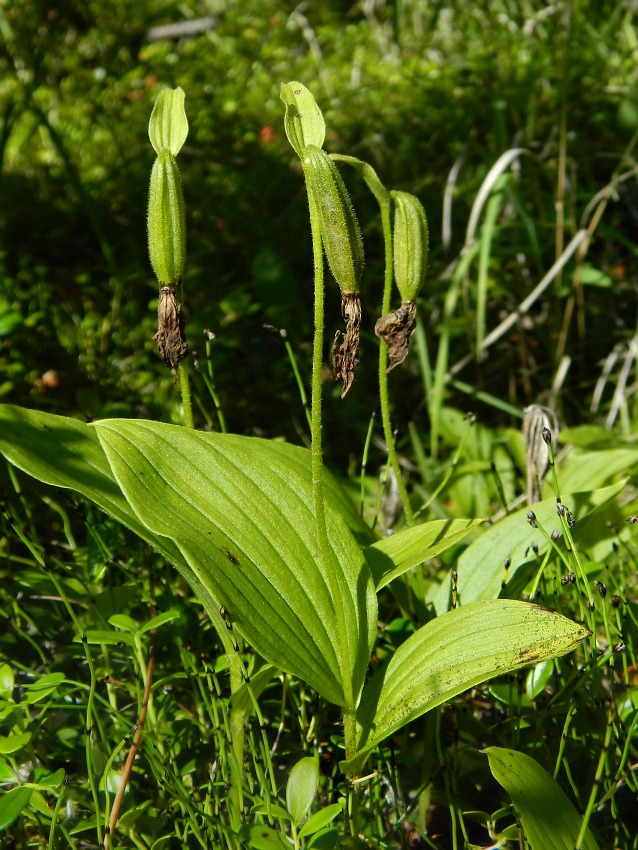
[153,285,189,377]
[374,300,417,371]
[332,291,361,397]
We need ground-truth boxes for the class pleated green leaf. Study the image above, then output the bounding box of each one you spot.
[0,405,189,576]
[344,599,589,773]
[148,87,188,157]
[94,420,376,706]
[364,517,485,590]
[485,747,600,850]
[0,406,376,708]
[280,81,326,159]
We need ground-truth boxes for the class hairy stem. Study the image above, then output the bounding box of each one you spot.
[377,198,414,525]
[306,187,356,734]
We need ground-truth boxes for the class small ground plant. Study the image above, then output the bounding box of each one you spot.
[1,67,637,850]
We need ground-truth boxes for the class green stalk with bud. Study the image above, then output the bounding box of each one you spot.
[281,83,366,775]
[302,144,364,396]
[147,87,193,427]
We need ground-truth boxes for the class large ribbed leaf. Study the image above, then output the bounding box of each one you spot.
[485,747,600,850]
[0,405,223,633]
[94,420,376,706]
[343,600,589,773]
[0,406,376,708]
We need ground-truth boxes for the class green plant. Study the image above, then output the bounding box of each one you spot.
[0,83,598,849]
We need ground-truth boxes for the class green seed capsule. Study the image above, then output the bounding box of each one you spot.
[303,144,364,293]
[147,149,186,285]
[391,190,428,302]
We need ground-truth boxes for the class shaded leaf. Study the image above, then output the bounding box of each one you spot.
[239,824,289,850]
[230,665,278,714]
[485,747,600,850]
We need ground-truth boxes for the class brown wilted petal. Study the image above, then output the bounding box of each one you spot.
[332,291,361,398]
[153,285,189,377]
[374,300,417,371]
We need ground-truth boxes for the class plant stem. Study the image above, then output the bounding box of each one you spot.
[306,186,356,737]
[178,361,194,428]
[377,198,414,525]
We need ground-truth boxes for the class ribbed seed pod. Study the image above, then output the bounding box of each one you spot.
[392,190,428,302]
[147,148,186,285]
[302,144,364,294]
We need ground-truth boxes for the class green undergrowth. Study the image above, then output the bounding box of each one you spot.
[1,2,638,849]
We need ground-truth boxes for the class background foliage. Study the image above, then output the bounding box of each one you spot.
[2,1,638,848]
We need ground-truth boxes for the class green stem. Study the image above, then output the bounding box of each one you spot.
[306,186,356,744]
[377,198,414,526]
[178,361,194,429]
[228,651,246,829]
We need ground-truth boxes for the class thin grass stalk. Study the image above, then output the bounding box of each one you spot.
[178,360,194,428]
[576,700,614,850]
[475,181,504,358]
[360,410,375,518]
[10,527,105,847]
[430,246,477,456]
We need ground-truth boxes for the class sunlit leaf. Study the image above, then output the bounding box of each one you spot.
[0,732,31,754]
[286,757,317,826]
[429,481,626,614]
[280,81,325,158]
[364,518,485,589]
[73,630,135,647]
[22,673,66,705]
[0,665,13,701]
[148,87,188,156]
[298,803,342,838]
[345,600,589,774]
[139,609,182,634]
[0,406,377,708]
[0,786,32,831]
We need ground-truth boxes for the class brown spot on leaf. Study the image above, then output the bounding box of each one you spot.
[154,285,188,377]
[332,291,361,397]
[375,300,417,371]
[223,548,240,567]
